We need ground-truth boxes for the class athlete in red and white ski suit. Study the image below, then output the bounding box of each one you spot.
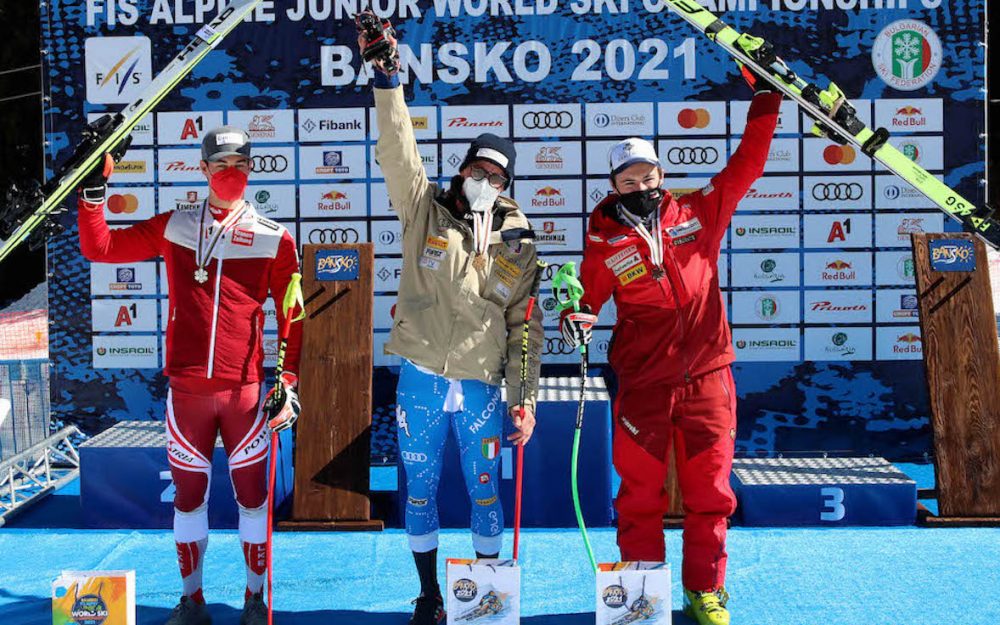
[567,92,781,592]
[77,128,301,615]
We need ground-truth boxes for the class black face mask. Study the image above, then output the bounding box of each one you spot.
[618,188,663,219]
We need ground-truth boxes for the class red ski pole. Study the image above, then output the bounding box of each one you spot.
[262,274,304,625]
[513,260,545,561]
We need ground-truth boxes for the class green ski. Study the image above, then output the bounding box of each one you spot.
[0,0,262,264]
[660,0,998,249]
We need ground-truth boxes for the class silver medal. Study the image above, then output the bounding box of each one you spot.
[194,268,209,284]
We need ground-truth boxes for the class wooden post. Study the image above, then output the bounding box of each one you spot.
[912,233,1000,525]
[663,445,685,528]
[279,243,383,531]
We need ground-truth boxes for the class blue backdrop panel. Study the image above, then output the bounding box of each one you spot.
[40,0,985,487]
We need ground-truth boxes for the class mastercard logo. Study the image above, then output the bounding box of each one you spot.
[322,190,347,200]
[823,144,856,165]
[107,193,139,214]
[535,186,561,197]
[677,108,711,129]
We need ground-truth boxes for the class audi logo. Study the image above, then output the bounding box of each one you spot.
[812,182,864,201]
[308,228,360,244]
[522,111,574,130]
[541,262,566,281]
[252,155,289,173]
[666,147,719,165]
[544,337,577,355]
[401,451,427,463]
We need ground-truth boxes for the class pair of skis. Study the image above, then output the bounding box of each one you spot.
[661,0,997,249]
[0,0,263,264]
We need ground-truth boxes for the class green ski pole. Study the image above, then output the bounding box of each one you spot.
[553,262,597,573]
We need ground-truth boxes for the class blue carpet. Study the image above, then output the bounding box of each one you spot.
[3,525,999,625]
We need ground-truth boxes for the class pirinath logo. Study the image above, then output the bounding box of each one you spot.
[85,37,152,104]
[872,20,942,91]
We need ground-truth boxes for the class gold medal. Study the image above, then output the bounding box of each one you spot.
[473,253,486,271]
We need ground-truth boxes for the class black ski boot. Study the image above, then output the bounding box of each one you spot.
[164,596,212,625]
[409,592,445,625]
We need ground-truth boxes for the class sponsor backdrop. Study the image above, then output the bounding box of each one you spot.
[43,1,983,462]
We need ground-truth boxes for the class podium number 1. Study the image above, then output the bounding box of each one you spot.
[820,487,846,521]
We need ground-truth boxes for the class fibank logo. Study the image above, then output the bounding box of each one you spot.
[85,37,152,104]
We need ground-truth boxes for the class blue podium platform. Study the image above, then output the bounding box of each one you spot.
[732,457,917,527]
[79,421,293,529]
[396,376,615,528]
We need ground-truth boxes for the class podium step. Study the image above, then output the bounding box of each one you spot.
[732,457,917,527]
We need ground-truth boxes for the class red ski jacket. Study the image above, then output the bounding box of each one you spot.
[79,198,302,383]
[572,92,781,388]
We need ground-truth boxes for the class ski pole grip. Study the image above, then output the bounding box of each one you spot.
[553,263,584,314]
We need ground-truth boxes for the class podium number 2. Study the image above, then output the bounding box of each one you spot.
[160,470,175,503]
[820,487,845,521]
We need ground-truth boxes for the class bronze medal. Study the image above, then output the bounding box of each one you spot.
[473,253,486,271]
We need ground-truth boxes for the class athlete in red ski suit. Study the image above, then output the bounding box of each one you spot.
[77,126,301,623]
[563,92,781,594]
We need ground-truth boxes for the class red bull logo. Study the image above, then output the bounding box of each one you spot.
[893,332,922,354]
[822,259,856,281]
[531,186,565,209]
[892,105,928,128]
[318,189,351,211]
[896,106,923,116]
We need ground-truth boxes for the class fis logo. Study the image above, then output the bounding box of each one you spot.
[85,37,152,104]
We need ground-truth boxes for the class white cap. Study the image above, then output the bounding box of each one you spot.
[608,138,660,176]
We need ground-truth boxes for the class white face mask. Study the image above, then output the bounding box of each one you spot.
[462,176,500,214]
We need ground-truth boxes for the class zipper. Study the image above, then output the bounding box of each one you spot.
[206,242,225,379]
[658,245,693,383]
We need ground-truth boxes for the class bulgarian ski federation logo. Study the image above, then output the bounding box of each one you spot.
[872,20,942,91]
[84,37,152,104]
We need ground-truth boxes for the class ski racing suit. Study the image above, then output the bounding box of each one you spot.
[373,82,543,555]
[572,92,781,591]
[78,196,302,599]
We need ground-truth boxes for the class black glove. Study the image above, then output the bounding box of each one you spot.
[355,10,399,76]
[78,127,132,204]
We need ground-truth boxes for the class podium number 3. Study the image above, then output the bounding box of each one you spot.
[820,487,845,521]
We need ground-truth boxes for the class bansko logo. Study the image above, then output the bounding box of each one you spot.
[602,584,628,609]
[71,588,109,625]
[872,20,942,91]
[453,579,478,602]
[929,239,976,272]
[316,249,359,281]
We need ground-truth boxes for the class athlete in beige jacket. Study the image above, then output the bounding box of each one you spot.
[360,18,543,625]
